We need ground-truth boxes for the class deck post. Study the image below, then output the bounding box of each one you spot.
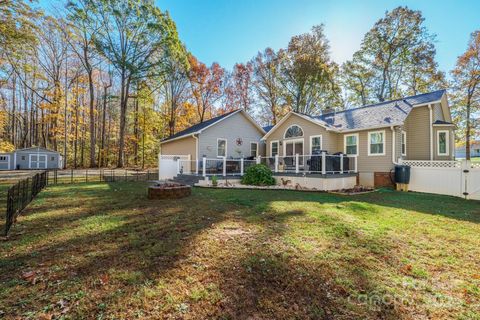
[240,157,244,175]
[223,156,227,177]
[322,152,326,175]
[256,156,261,164]
[177,159,181,174]
[195,158,199,175]
[354,156,358,173]
[295,154,299,174]
[202,157,206,177]
[274,154,279,173]
[340,154,344,173]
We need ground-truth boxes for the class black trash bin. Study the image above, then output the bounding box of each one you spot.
[394,165,411,184]
[333,152,350,172]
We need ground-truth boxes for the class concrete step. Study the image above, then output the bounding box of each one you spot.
[172,174,204,186]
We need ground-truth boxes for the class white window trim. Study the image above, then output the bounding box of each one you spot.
[270,140,279,157]
[401,131,407,156]
[284,124,304,139]
[368,130,386,156]
[217,138,227,158]
[250,141,259,158]
[344,133,359,156]
[437,130,449,156]
[309,135,322,155]
[28,154,47,169]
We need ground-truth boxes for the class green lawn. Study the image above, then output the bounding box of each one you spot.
[1,183,479,319]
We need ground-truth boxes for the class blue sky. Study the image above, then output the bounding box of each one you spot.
[38,0,479,73]
[155,0,479,73]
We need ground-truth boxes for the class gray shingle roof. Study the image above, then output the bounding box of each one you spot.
[312,89,446,131]
[161,110,241,142]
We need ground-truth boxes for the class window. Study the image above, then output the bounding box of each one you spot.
[437,130,449,156]
[344,134,358,156]
[0,156,7,161]
[368,130,385,156]
[250,142,258,157]
[401,131,407,156]
[217,138,227,157]
[284,125,303,139]
[21,156,25,160]
[270,141,279,156]
[51,156,55,161]
[310,135,322,154]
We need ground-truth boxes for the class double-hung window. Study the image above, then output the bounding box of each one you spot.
[250,142,258,157]
[310,135,322,154]
[437,130,449,156]
[271,141,279,156]
[368,131,385,156]
[344,134,358,156]
[217,138,227,157]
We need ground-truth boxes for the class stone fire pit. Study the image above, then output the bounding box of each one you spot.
[147,182,191,199]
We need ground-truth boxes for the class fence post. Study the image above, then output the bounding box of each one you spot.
[125,169,127,181]
[240,157,244,175]
[340,154,344,173]
[295,154,299,174]
[202,157,206,177]
[71,168,73,183]
[275,155,279,173]
[86,169,88,182]
[223,157,227,177]
[322,152,326,175]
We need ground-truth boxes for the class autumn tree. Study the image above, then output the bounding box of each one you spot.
[343,6,444,104]
[66,0,101,167]
[279,25,341,114]
[251,48,286,125]
[187,55,224,123]
[84,0,183,167]
[451,30,480,160]
[223,63,254,112]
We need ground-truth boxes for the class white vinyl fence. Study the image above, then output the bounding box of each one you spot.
[158,155,190,180]
[400,159,480,200]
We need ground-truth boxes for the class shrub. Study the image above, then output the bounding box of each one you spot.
[241,164,276,186]
[211,175,218,187]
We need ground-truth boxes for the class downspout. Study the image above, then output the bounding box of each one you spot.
[192,134,199,170]
[428,104,433,161]
[390,126,398,165]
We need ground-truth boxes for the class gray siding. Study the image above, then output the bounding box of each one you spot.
[0,148,62,170]
[198,112,265,158]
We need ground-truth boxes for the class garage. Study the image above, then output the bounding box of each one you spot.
[0,154,11,170]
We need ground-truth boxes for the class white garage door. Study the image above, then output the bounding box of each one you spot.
[0,155,10,170]
[29,154,47,169]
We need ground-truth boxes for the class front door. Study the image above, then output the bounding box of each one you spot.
[284,140,304,167]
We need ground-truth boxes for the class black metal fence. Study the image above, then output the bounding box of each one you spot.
[4,171,47,236]
[3,168,158,236]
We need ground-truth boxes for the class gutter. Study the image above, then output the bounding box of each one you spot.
[192,133,199,161]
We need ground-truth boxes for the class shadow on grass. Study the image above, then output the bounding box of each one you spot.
[0,183,478,318]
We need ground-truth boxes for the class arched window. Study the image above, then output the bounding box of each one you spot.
[284,125,303,139]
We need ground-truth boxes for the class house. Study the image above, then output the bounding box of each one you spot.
[0,147,63,170]
[262,89,455,186]
[160,109,266,162]
[456,140,480,159]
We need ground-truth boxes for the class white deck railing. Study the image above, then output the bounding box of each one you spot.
[178,153,358,177]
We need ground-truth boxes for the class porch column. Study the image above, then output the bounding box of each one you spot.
[295,154,299,174]
[321,152,326,175]
[223,156,227,177]
[340,154,344,173]
[274,155,279,173]
[240,157,244,175]
[202,157,206,177]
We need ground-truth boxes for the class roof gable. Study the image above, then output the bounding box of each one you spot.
[161,110,265,143]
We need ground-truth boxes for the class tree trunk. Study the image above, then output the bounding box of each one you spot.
[117,73,130,167]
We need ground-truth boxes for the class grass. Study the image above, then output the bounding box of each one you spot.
[0,183,479,319]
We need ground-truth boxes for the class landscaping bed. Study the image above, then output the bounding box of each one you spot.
[0,182,479,319]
